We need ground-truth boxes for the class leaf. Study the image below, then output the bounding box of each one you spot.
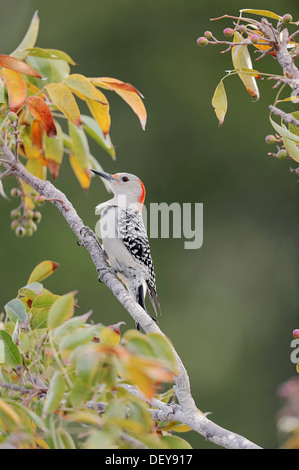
[11,11,40,60]
[0,54,41,78]
[68,121,91,189]
[43,121,64,178]
[19,282,43,299]
[232,32,259,100]
[282,136,299,163]
[289,112,299,137]
[27,96,57,137]
[0,399,21,425]
[23,47,76,65]
[4,298,27,324]
[42,371,65,416]
[161,435,192,449]
[59,326,96,351]
[2,69,26,112]
[269,116,299,143]
[91,77,147,130]
[47,292,75,330]
[64,74,108,102]
[30,307,50,330]
[0,330,22,367]
[212,79,227,126]
[147,333,177,372]
[45,83,81,127]
[53,312,92,340]
[98,322,124,347]
[81,114,116,159]
[86,97,111,136]
[27,56,70,83]
[240,9,282,21]
[32,294,59,308]
[28,260,59,283]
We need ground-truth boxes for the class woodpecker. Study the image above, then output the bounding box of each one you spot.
[91,169,161,324]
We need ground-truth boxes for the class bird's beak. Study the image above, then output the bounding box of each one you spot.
[90,169,115,181]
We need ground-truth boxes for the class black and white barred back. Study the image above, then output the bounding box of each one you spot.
[117,207,161,314]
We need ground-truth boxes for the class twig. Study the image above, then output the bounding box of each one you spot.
[0,141,262,449]
[0,381,31,394]
[269,105,299,128]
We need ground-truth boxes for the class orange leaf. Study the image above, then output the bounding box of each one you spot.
[2,69,26,112]
[27,95,57,137]
[0,54,41,78]
[92,77,147,130]
[32,120,44,150]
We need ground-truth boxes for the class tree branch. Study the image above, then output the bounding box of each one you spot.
[0,142,261,449]
[269,105,299,128]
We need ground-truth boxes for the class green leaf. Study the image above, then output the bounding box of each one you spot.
[59,326,96,351]
[0,330,22,368]
[42,371,65,416]
[289,112,299,137]
[161,435,192,449]
[147,333,177,373]
[32,293,59,309]
[11,11,40,60]
[240,9,282,21]
[270,116,299,143]
[47,292,75,330]
[27,56,70,83]
[19,282,43,300]
[44,121,64,166]
[28,260,59,284]
[212,79,228,126]
[53,312,92,339]
[4,298,27,324]
[23,47,76,65]
[282,136,299,163]
[81,114,116,159]
[30,307,50,330]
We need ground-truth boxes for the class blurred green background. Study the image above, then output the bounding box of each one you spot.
[0,0,298,449]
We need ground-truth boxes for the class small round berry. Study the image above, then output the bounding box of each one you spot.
[15,226,25,237]
[250,34,259,44]
[7,111,18,122]
[282,14,293,23]
[25,210,34,220]
[36,195,46,205]
[25,228,33,237]
[197,36,209,46]
[223,28,234,37]
[265,135,276,145]
[293,329,299,339]
[238,24,246,33]
[204,31,213,39]
[10,208,21,219]
[10,188,21,197]
[10,220,19,230]
[33,211,42,224]
[277,149,288,159]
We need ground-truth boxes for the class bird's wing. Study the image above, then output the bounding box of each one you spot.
[118,208,161,314]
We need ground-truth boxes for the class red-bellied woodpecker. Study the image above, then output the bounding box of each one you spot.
[91,169,161,326]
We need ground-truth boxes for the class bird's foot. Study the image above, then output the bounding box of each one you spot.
[78,225,101,247]
[98,266,115,283]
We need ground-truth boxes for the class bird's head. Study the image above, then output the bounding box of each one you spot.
[91,169,146,208]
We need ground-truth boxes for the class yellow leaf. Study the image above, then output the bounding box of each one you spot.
[64,74,108,103]
[232,32,259,100]
[45,83,81,127]
[98,323,124,347]
[34,437,50,449]
[240,9,282,21]
[0,399,20,425]
[86,96,111,136]
[69,154,91,190]
[28,260,59,284]
[92,77,147,130]
[212,79,227,126]
[11,11,40,60]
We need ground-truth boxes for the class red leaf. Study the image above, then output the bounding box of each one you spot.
[0,54,41,78]
[27,96,57,137]
[2,69,27,112]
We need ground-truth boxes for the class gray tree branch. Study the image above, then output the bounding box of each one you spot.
[0,141,261,449]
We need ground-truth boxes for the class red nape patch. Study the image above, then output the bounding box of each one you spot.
[138,178,146,204]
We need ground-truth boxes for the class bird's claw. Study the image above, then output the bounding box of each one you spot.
[98,266,115,283]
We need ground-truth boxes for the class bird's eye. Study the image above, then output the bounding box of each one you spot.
[122,176,129,182]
